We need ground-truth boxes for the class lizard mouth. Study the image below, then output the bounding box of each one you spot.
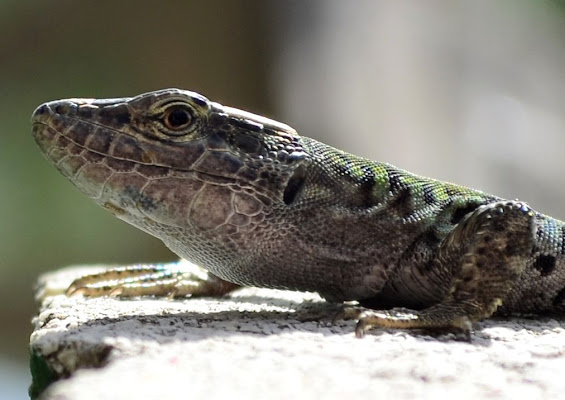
[33,120,241,189]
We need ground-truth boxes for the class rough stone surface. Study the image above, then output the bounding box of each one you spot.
[30,264,565,400]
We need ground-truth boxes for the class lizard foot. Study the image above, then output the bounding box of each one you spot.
[354,307,472,340]
[66,261,240,298]
[333,305,471,340]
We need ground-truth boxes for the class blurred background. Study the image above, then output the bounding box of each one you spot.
[2,1,565,398]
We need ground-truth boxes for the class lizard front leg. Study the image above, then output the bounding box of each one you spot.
[355,200,536,338]
[66,261,241,298]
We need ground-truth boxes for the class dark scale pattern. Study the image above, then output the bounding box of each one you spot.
[450,202,481,225]
[387,169,404,192]
[423,184,436,205]
[31,88,565,337]
[533,254,557,276]
[358,167,377,207]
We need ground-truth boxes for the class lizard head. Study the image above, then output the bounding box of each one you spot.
[31,89,307,253]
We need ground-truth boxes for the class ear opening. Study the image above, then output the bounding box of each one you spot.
[283,165,306,206]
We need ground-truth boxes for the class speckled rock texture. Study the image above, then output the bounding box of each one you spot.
[30,264,565,400]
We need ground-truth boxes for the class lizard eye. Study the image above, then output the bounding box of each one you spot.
[162,106,193,132]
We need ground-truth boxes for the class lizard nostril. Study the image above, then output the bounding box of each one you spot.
[31,103,51,123]
[53,102,77,116]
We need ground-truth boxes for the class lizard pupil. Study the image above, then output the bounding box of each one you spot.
[164,108,192,130]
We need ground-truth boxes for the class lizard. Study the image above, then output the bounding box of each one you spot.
[31,88,565,339]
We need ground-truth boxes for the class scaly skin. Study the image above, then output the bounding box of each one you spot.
[31,89,565,338]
